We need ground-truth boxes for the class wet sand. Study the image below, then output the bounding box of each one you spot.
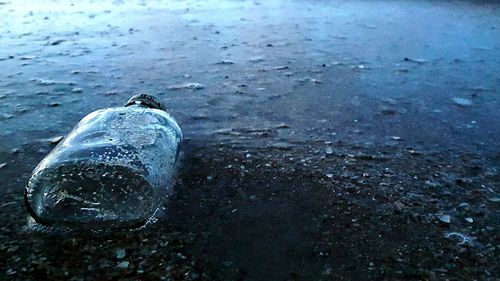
[0,0,499,280]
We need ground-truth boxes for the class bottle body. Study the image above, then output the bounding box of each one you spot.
[25,103,182,229]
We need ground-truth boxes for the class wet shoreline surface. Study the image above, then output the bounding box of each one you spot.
[1,0,499,280]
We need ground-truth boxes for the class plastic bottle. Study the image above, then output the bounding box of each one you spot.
[25,94,183,229]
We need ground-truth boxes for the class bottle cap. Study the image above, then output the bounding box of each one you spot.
[125,94,166,111]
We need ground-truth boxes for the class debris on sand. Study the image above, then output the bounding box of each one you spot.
[31,78,76,86]
[248,56,265,63]
[437,214,451,224]
[275,123,290,129]
[167,82,205,90]
[48,39,65,46]
[215,60,234,65]
[444,232,476,246]
[268,142,294,150]
[115,249,126,259]
[71,88,83,93]
[403,57,428,64]
[452,97,472,107]
[380,106,399,116]
[274,66,289,70]
[116,261,129,269]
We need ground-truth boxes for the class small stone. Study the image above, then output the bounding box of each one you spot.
[394,200,405,212]
[380,107,398,115]
[275,66,289,70]
[322,266,332,275]
[452,97,472,107]
[115,249,126,259]
[268,142,293,150]
[438,215,451,224]
[488,197,500,203]
[275,123,290,129]
[391,136,402,140]
[464,217,473,223]
[71,88,83,93]
[116,261,129,269]
[167,82,205,90]
[0,163,6,169]
[49,39,65,46]
[215,60,234,65]
[403,57,427,64]
[192,114,209,120]
[406,192,423,202]
[207,175,214,181]
[325,147,333,155]
[19,56,36,60]
[408,149,422,155]
[444,232,475,246]
[248,56,264,63]
[325,173,333,178]
[425,180,438,188]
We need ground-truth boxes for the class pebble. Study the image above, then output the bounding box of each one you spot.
[425,180,438,188]
[268,142,293,150]
[116,261,129,269]
[444,232,475,246]
[464,217,473,223]
[452,97,472,107]
[167,82,205,90]
[408,149,422,155]
[215,60,234,65]
[275,123,290,129]
[71,88,83,93]
[19,56,36,60]
[248,56,265,63]
[0,163,7,169]
[406,192,423,202]
[394,201,405,212]
[380,106,398,115]
[438,214,451,224]
[403,57,427,64]
[488,197,500,203]
[115,249,126,259]
[49,39,65,46]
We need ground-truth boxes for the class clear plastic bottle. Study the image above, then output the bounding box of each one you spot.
[25,94,183,229]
